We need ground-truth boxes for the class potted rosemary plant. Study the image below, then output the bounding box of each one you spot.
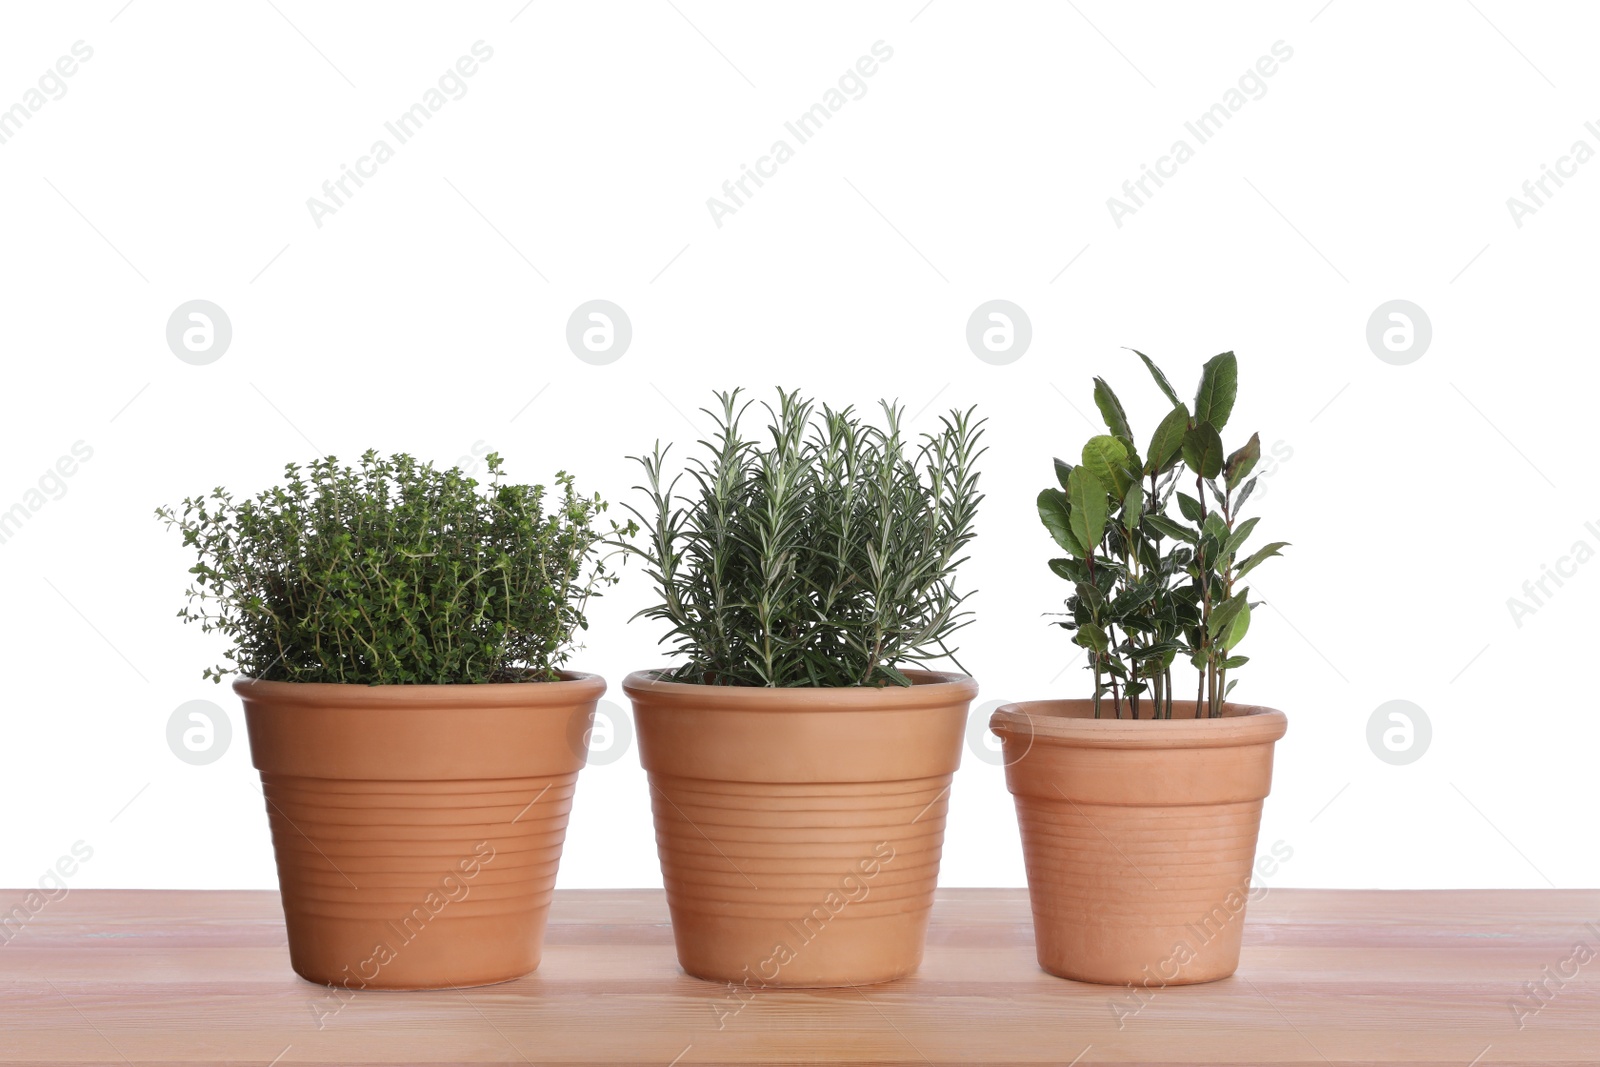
[991,351,1289,985]
[158,452,627,990]
[622,389,985,987]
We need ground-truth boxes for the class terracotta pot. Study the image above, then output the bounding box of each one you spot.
[624,669,977,988]
[990,699,1287,986]
[234,672,604,990]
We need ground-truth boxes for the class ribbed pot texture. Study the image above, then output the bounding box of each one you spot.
[991,700,1287,986]
[234,672,604,990]
[625,669,977,988]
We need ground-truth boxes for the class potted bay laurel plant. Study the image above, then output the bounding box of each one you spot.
[622,389,984,987]
[158,451,628,990]
[991,351,1289,986]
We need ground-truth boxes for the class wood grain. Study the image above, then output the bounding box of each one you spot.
[1,889,1596,1065]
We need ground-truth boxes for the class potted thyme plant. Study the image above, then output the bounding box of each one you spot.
[621,389,984,987]
[157,451,627,990]
[991,351,1289,985]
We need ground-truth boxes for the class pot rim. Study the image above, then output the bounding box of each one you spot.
[990,698,1286,750]
[622,668,977,711]
[231,669,605,709]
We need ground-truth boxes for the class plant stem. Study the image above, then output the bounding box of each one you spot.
[1195,472,1212,716]
[1107,618,1122,718]
[1092,656,1103,718]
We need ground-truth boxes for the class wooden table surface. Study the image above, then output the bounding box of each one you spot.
[2,889,1596,1065]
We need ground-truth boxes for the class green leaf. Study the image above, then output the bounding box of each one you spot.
[1146,403,1190,475]
[1122,479,1144,529]
[1131,348,1182,407]
[1053,457,1074,491]
[1182,423,1225,480]
[1224,601,1251,648]
[1049,557,1087,582]
[1144,513,1195,543]
[1194,352,1238,430]
[1112,589,1155,622]
[1234,541,1288,579]
[1222,655,1250,669]
[1037,488,1087,557]
[1092,377,1134,444]
[1208,590,1250,642]
[1121,445,1146,477]
[1077,620,1109,653]
[1225,433,1261,492]
[1177,492,1204,523]
[1081,435,1131,498]
[879,663,913,687]
[1225,679,1239,697]
[1234,475,1258,514]
[1221,516,1260,562]
[1067,466,1109,554]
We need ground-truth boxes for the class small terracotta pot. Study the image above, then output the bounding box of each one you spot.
[624,669,976,988]
[991,699,1286,986]
[234,672,604,990]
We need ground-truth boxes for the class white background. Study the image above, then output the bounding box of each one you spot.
[1,1,1594,893]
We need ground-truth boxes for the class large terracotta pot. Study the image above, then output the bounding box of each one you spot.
[624,669,977,988]
[990,699,1287,985]
[234,672,604,990]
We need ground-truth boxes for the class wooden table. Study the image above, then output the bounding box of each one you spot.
[3,889,1596,1065]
